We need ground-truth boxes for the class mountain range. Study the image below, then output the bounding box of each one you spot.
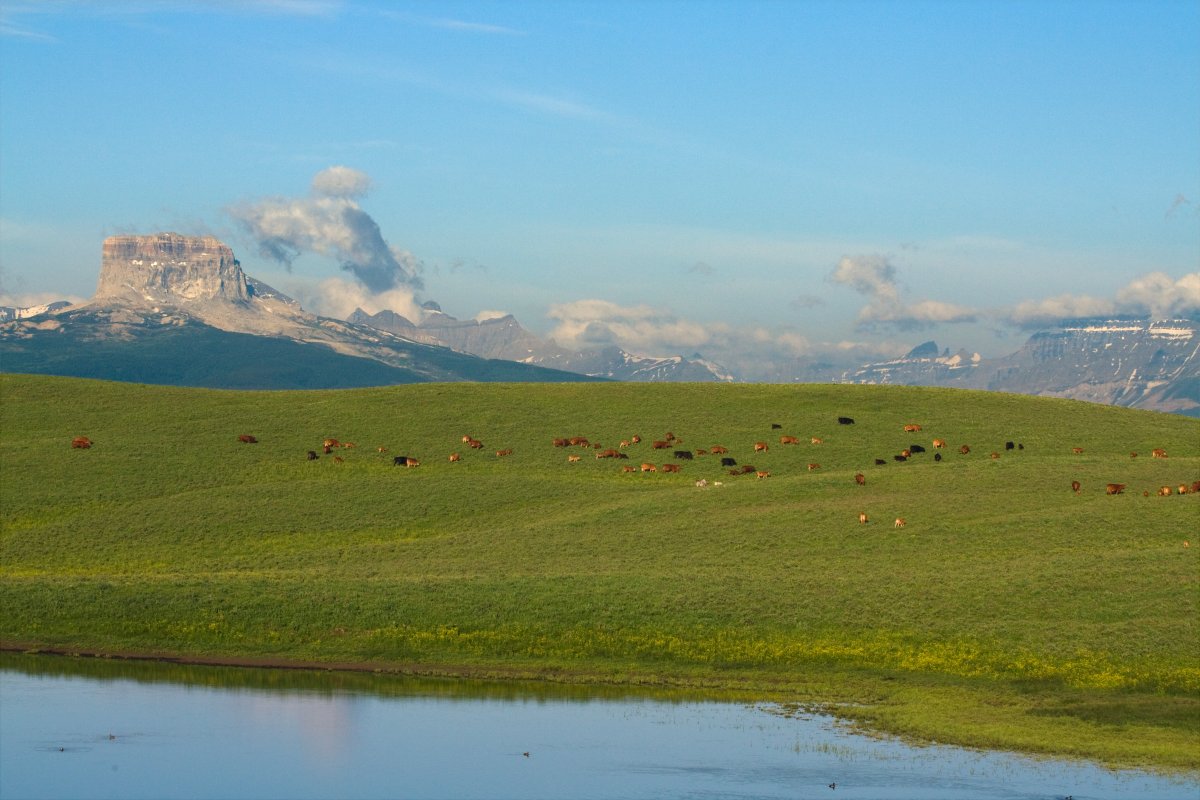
[2,232,1197,414]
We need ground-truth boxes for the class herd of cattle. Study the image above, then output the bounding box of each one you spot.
[70,417,1196,525]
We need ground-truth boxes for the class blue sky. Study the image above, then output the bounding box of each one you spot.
[2,0,1197,366]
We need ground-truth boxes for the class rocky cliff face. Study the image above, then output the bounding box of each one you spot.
[95,233,249,305]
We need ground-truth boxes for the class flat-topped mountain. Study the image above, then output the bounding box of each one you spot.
[0,234,596,388]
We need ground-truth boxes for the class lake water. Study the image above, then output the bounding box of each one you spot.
[1,654,1194,800]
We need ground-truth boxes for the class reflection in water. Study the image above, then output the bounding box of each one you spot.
[1,652,1195,800]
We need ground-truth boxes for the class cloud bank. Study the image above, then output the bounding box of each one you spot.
[1004,272,1200,328]
[830,255,977,329]
[230,166,423,295]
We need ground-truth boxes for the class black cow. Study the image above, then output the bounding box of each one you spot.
[1005,441,1015,450]
[909,444,926,453]
[874,458,886,466]
[838,417,855,425]
[393,455,418,467]
[893,454,908,462]
[306,450,319,461]
[934,452,943,462]
[673,450,694,460]
[720,457,737,467]
[771,423,782,429]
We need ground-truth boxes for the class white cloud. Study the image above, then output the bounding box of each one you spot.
[474,310,509,322]
[310,165,371,198]
[1002,272,1200,328]
[830,254,977,330]
[547,299,712,354]
[306,277,426,323]
[0,290,85,308]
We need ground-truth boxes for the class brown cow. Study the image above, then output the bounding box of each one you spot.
[807,463,820,471]
[640,463,656,473]
[1071,447,1084,455]
[1129,451,1137,458]
[323,438,339,449]
[932,438,946,449]
[619,440,631,449]
[238,434,258,444]
[496,448,513,457]
[858,512,869,524]
[377,446,388,454]
[990,452,1000,460]
[1158,486,1173,496]
[900,449,911,458]
[904,424,922,432]
[959,445,971,455]
[1191,481,1200,494]
[1071,480,1081,493]
[810,437,823,445]
[1179,484,1190,495]
[621,465,636,473]
[1105,483,1126,495]
[754,442,769,453]
[854,473,865,485]
[709,445,729,454]
[780,435,800,445]
[71,436,93,449]
[630,435,642,444]
[661,463,682,473]
[740,464,757,474]
[393,456,420,467]
[553,438,569,447]
[567,454,581,463]
[333,455,344,464]
[343,442,357,449]
[756,470,771,479]
[595,448,620,459]
[568,436,589,447]
[1152,448,1168,459]
[449,453,461,462]
[652,440,671,449]
[894,518,906,528]
[467,438,484,449]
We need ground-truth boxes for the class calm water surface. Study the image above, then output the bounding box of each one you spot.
[0,654,1194,800]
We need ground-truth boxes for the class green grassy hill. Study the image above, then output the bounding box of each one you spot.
[2,374,1197,771]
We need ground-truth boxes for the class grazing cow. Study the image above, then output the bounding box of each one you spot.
[756,471,771,479]
[729,469,743,476]
[807,463,821,471]
[959,445,971,455]
[934,453,942,462]
[333,455,344,464]
[1152,448,1168,459]
[652,440,671,450]
[640,463,656,473]
[695,479,709,487]
[631,435,642,444]
[1179,485,1189,495]
[1018,443,1024,450]
[1191,481,1200,494]
[990,452,1001,460]
[1105,483,1126,495]
[621,465,637,473]
[780,436,800,445]
[855,473,865,485]
[568,436,588,446]
[661,463,682,473]
[1130,452,1138,459]
[909,444,926,454]
[664,432,676,442]
[875,458,887,466]
[323,438,339,449]
[740,465,757,474]
[238,434,258,444]
[1005,441,1015,450]
[377,446,388,454]
[900,449,911,458]
[695,448,708,456]
[343,442,357,449]
[894,518,906,528]
[568,454,582,463]
[858,512,868,524]
[810,437,823,445]
[596,448,621,459]
[932,438,946,449]
[709,445,729,454]
[393,456,420,468]
[838,417,855,425]
[673,450,694,460]
[1071,480,1081,493]
[1158,486,1173,496]
[306,450,318,461]
[754,442,769,453]
[771,423,782,429]
[467,438,484,449]
[71,436,92,449]
[720,457,737,467]
[617,453,629,459]
[323,445,332,455]
[496,448,513,457]
[1072,447,1083,455]
[893,455,908,462]
[904,424,922,432]
[449,453,461,462]
[619,440,631,449]
[553,438,569,447]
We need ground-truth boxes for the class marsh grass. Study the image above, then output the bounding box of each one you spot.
[1,375,1197,770]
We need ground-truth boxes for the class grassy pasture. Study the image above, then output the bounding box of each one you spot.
[1,374,1197,771]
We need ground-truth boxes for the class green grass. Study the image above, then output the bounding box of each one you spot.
[2,374,1198,772]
